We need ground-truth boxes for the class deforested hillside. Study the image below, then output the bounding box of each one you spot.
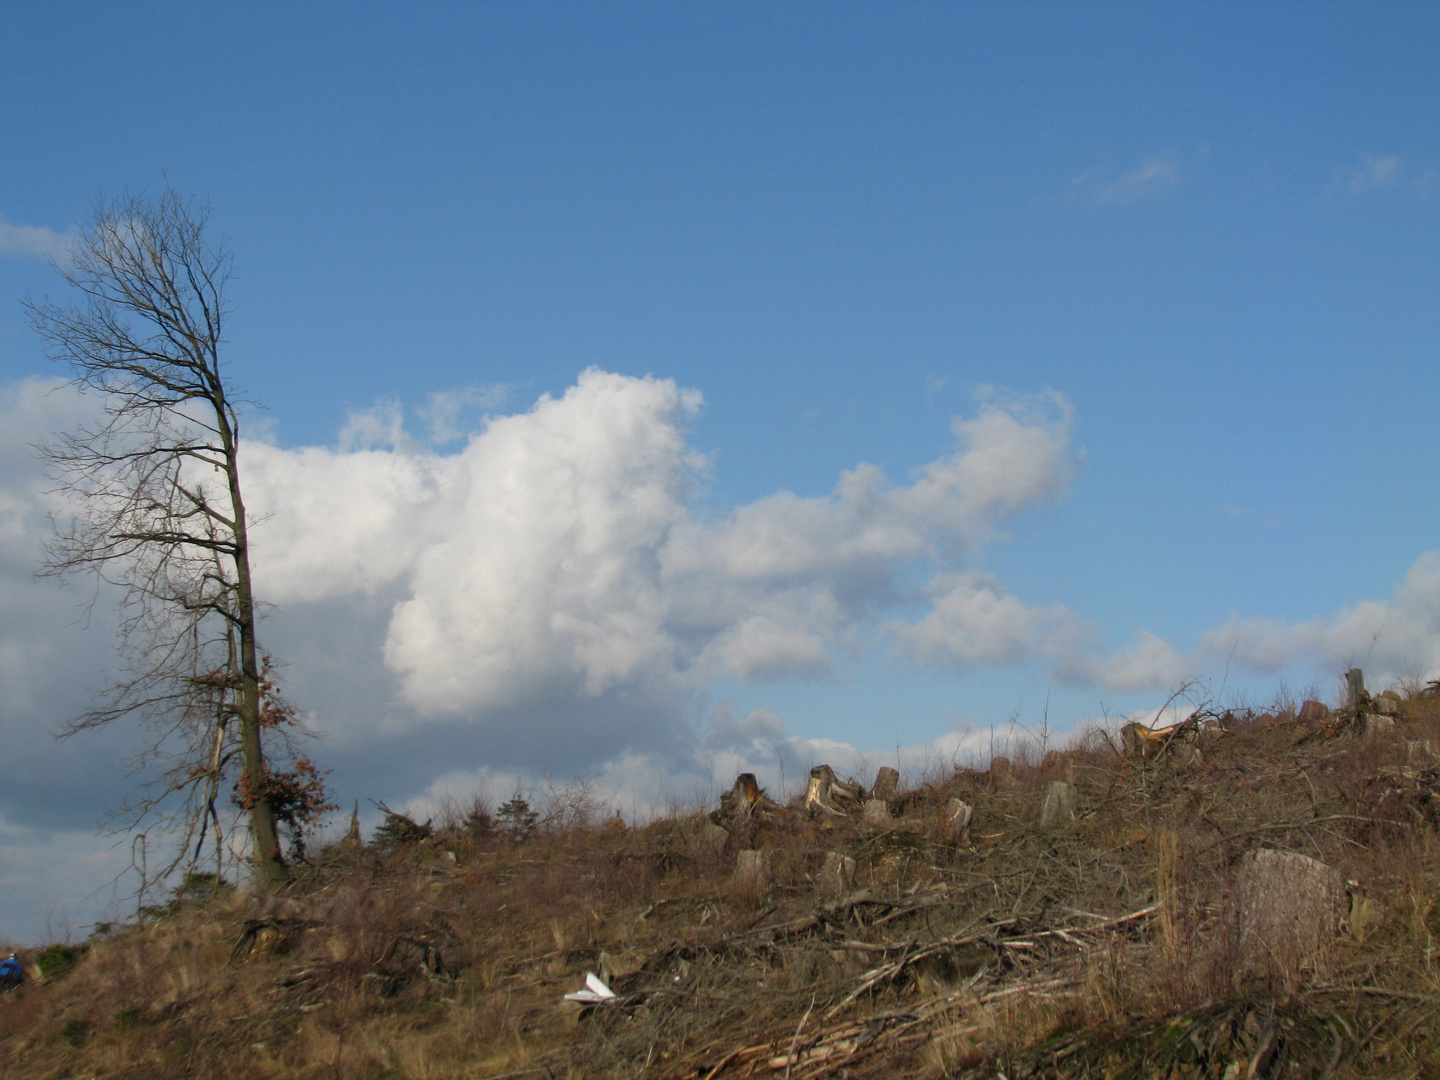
[5,681,1440,1079]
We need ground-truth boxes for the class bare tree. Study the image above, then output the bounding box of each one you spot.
[26,189,314,886]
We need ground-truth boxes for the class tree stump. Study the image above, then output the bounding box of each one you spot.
[734,849,771,893]
[941,798,973,844]
[1345,668,1367,710]
[803,764,863,817]
[1040,749,1076,782]
[1407,740,1440,763]
[870,766,900,803]
[1120,721,1182,759]
[341,802,362,849]
[712,773,782,848]
[1362,713,1395,739]
[1373,695,1400,717]
[860,798,894,832]
[1235,849,1344,984]
[691,821,730,862]
[1039,781,1077,828]
[818,851,856,900]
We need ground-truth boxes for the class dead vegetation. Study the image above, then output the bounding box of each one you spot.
[6,680,1440,1078]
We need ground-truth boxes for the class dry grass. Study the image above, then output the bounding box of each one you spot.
[6,689,1440,1078]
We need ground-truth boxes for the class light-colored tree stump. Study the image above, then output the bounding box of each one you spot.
[941,798,973,844]
[860,798,894,832]
[818,851,856,899]
[691,821,730,861]
[1363,713,1396,739]
[1039,781,1077,828]
[804,764,863,817]
[734,849,771,892]
[1235,849,1344,983]
[1373,695,1400,717]
[1041,750,1077,782]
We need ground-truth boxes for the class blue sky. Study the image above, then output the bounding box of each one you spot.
[2,3,1439,940]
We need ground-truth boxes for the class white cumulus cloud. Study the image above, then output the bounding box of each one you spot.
[1092,629,1193,694]
[243,371,1083,725]
[892,571,1093,671]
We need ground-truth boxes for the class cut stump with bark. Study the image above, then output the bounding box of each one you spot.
[803,764,863,818]
[1235,848,1344,983]
[860,799,894,833]
[734,849,771,893]
[819,851,857,900]
[1039,781,1077,828]
[712,773,783,848]
[870,766,900,803]
[942,798,974,844]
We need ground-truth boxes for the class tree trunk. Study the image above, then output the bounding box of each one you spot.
[223,404,286,885]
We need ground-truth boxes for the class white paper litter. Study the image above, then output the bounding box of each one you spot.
[563,971,617,1003]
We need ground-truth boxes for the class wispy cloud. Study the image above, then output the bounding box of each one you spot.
[337,398,414,453]
[416,384,511,444]
[337,385,513,450]
[0,214,73,260]
[1199,551,1440,684]
[1057,549,1440,696]
[1331,154,1440,199]
[1068,153,1181,206]
[1340,155,1404,194]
